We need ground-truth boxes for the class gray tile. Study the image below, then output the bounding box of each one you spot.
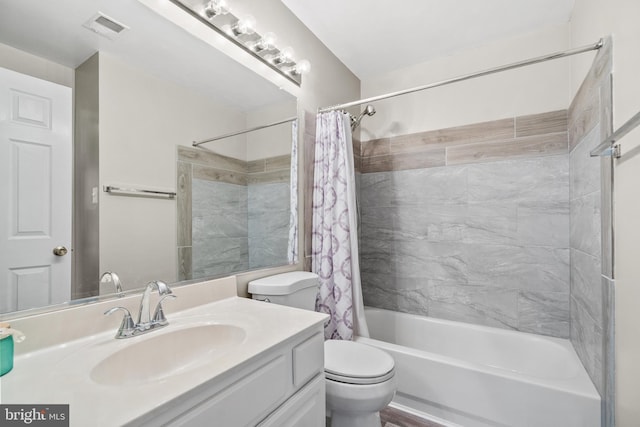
[570,124,601,199]
[177,246,192,282]
[360,206,396,241]
[571,248,602,325]
[393,204,467,242]
[516,110,568,137]
[570,192,601,258]
[391,241,468,283]
[518,291,570,338]
[463,202,518,245]
[177,161,192,247]
[248,182,290,212]
[516,202,570,247]
[193,237,248,265]
[363,279,430,316]
[193,212,248,239]
[360,172,394,207]
[390,166,468,206]
[389,118,514,150]
[192,179,247,217]
[571,297,604,395]
[446,132,568,166]
[467,155,569,204]
[600,156,613,278]
[428,283,519,330]
[248,209,289,237]
[361,149,446,173]
[249,237,289,269]
[464,244,569,293]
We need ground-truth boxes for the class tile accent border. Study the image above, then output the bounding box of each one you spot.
[359,110,568,173]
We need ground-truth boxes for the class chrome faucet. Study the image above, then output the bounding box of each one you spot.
[137,280,173,328]
[100,271,124,297]
[104,280,176,339]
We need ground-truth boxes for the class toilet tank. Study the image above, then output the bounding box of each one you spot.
[248,272,319,311]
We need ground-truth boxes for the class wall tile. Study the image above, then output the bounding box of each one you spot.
[177,246,192,282]
[465,244,569,293]
[176,161,192,247]
[518,291,570,338]
[427,283,519,330]
[389,118,514,152]
[446,132,567,166]
[571,297,604,395]
[361,149,446,173]
[571,248,602,325]
[515,110,568,137]
[568,93,600,152]
[570,124,602,199]
[390,166,468,206]
[467,155,569,204]
[570,192,602,258]
[178,146,246,172]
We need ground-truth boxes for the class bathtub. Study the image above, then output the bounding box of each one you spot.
[356,307,600,427]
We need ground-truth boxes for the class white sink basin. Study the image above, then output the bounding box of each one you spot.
[91,324,246,386]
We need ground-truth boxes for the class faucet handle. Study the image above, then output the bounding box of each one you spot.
[104,307,136,339]
[152,294,177,326]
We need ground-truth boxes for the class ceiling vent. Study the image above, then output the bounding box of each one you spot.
[83,12,129,40]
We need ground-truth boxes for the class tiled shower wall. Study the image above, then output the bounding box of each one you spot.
[358,110,572,337]
[177,146,290,280]
[568,40,613,422]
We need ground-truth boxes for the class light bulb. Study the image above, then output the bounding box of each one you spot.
[294,59,311,75]
[203,0,229,18]
[251,32,277,52]
[232,15,256,36]
[272,46,295,65]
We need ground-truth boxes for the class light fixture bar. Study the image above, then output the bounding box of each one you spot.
[169,0,304,86]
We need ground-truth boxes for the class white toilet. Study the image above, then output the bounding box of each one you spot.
[249,271,396,427]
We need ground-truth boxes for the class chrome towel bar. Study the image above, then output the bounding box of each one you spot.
[103,185,176,199]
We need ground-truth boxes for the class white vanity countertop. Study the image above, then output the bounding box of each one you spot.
[0,297,327,426]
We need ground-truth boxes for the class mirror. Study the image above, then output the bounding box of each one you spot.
[0,0,298,316]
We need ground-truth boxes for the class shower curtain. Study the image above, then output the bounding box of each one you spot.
[287,119,298,264]
[312,110,369,340]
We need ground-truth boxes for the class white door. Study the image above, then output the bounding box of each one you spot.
[0,67,72,313]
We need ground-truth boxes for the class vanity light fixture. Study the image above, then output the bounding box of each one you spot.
[169,0,309,86]
[203,0,230,18]
[251,32,278,54]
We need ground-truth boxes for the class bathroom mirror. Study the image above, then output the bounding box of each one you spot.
[0,0,298,316]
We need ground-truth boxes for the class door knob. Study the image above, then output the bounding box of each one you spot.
[53,246,68,256]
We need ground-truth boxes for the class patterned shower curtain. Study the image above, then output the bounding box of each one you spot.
[312,111,369,340]
[287,119,298,264]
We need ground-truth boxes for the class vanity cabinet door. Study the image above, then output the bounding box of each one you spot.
[258,374,325,427]
[166,354,290,427]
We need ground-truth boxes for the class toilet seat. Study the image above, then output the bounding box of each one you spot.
[324,340,395,385]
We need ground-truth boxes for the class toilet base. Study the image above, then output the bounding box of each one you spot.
[330,410,382,427]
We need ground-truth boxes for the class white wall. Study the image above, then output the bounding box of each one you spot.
[0,42,74,88]
[570,1,640,425]
[98,53,246,289]
[359,24,572,140]
[245,99,297,161]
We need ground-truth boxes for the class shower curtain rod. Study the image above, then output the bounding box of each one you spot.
[193,116,297,147]
[318,38,604,113]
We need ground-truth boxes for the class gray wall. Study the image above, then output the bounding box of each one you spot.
[248,182,290,269]
[73,53,100,299]
[359,110,572,338]
[568,40,614,421]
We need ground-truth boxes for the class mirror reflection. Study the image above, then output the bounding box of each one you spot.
[0,0,297,315]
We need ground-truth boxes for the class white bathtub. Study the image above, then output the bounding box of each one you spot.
[356,307,600,427]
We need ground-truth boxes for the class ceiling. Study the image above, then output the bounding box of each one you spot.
[0,0,293,110]
[281,0,575,79]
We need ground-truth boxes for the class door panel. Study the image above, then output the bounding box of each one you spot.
[0,67,72,313]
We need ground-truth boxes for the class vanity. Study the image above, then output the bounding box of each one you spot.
[1,277,328,426]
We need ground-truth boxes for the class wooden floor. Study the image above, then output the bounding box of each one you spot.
[380,406,447,427]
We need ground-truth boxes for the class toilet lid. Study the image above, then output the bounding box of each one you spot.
[324,340,395,385]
